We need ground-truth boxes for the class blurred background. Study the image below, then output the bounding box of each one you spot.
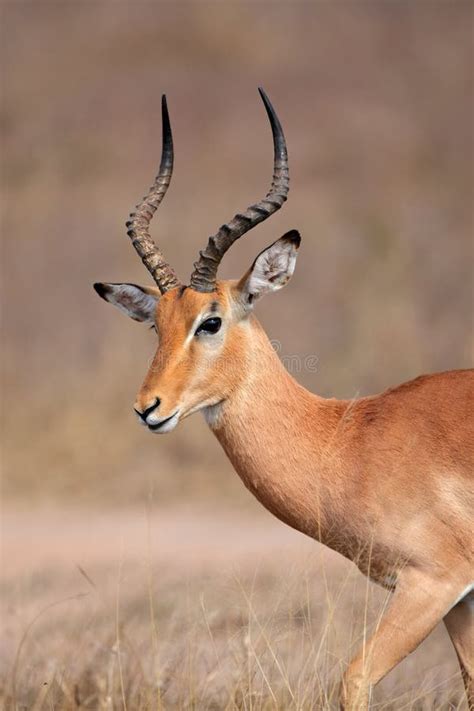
[2,1,472,506]
[1,2,472,708]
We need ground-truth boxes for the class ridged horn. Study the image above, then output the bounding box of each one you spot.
[189,88,289,293]
[125,95,181,294]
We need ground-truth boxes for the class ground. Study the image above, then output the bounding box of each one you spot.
[1,505,465,710]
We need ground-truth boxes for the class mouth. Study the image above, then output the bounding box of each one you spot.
[147,411,180,434]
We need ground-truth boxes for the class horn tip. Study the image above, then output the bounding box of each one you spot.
[258,86,269,105]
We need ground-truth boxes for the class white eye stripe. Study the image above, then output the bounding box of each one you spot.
[184,312,211,346]
[184,312,222,345]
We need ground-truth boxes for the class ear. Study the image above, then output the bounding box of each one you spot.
[237,230,301,307]
[93,282,160,322]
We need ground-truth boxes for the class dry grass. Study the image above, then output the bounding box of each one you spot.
[0,506,466,710]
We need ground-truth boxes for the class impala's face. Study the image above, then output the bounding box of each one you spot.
[94,231,300,433]
[136,282,250,432]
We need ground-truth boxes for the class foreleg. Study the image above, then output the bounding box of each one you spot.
[340,568,466,710]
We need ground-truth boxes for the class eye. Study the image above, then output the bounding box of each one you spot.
[195,317,222,336]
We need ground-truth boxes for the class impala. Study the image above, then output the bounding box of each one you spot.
[94,89,473,709]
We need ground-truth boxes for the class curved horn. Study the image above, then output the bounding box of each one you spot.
[189,88,289,293]
[125,95,181,294]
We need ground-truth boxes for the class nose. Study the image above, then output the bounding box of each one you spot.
[134,397,160,423]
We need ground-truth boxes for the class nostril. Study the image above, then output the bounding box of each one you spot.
[144,397,161,418]
[135,397,161,421]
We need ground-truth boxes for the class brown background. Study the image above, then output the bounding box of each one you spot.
[1,3,473,708]
[2,2,472,506]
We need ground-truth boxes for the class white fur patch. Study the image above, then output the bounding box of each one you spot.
[202,402,223,428]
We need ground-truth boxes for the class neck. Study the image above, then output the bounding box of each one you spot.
[205,318,347,539]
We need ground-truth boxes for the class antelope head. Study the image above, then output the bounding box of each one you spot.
[94,89,301,433]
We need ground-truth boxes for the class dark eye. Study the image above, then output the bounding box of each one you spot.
[195,317,222,336]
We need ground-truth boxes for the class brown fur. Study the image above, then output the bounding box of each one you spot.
[131,281,473,709]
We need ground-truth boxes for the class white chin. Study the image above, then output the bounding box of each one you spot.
[150,412,180,434]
